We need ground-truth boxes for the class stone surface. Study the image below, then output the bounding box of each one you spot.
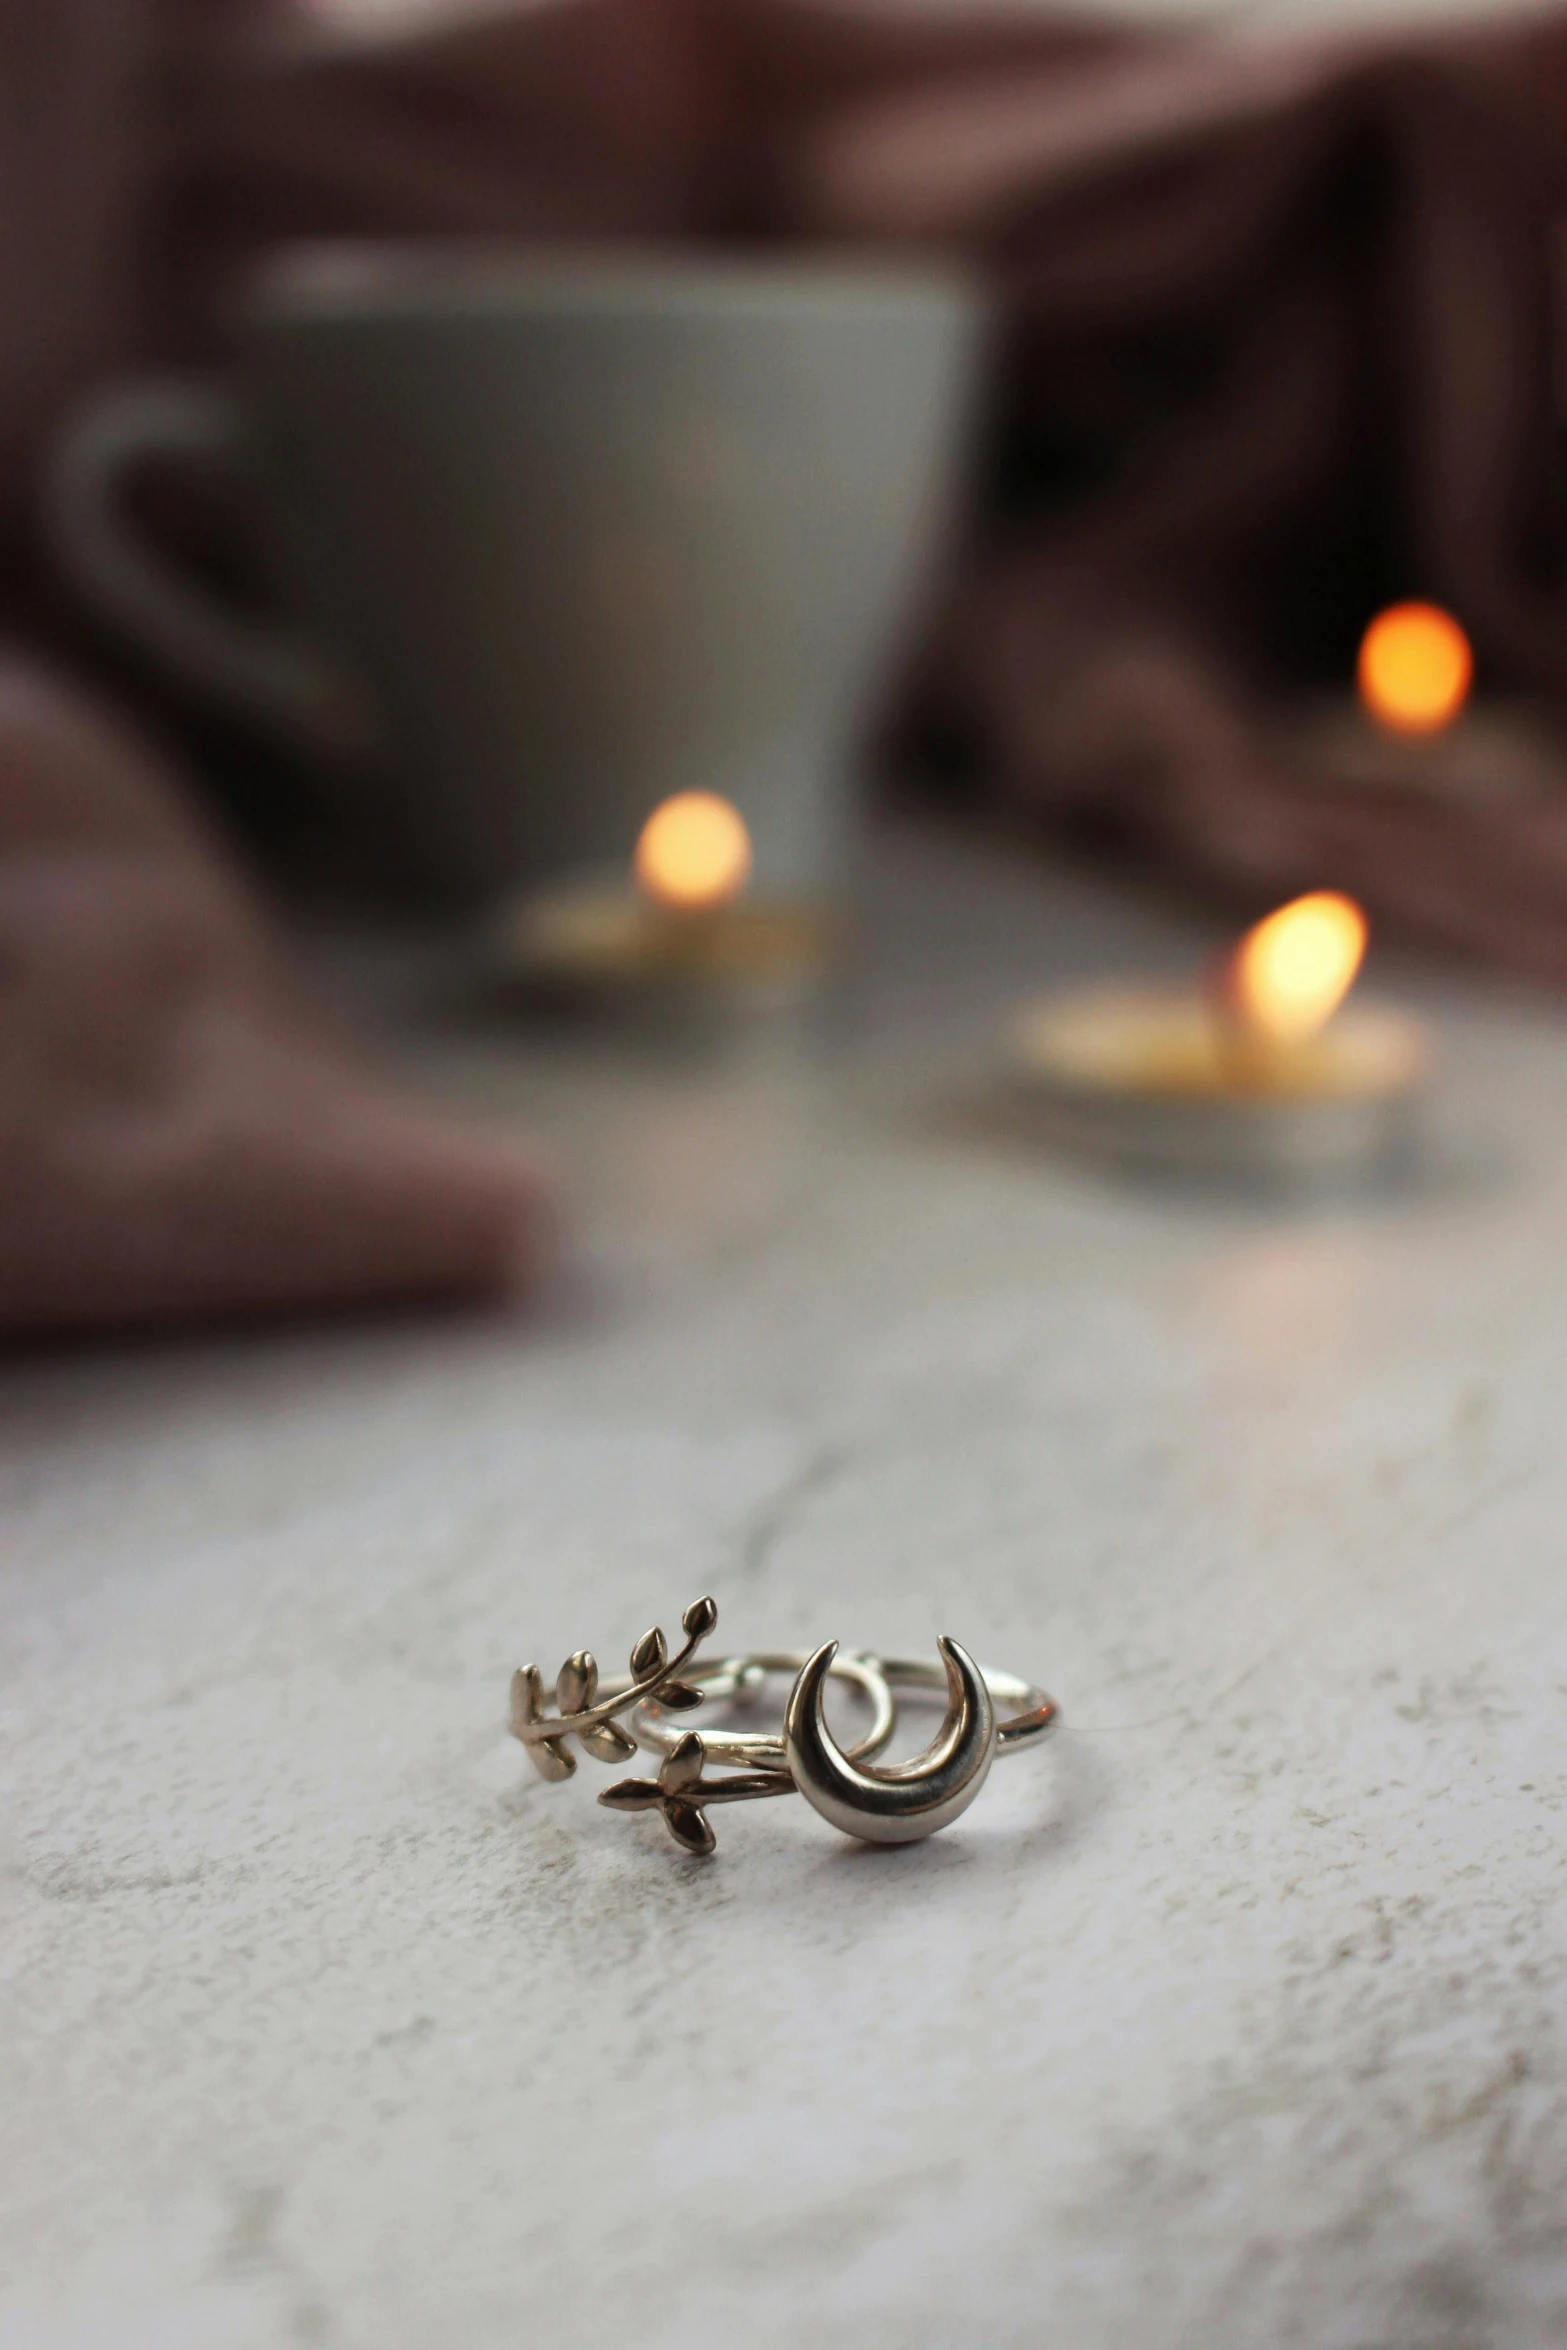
[5,824,1567,2349]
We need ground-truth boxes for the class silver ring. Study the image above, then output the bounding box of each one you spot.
[509,1596,1058,1856]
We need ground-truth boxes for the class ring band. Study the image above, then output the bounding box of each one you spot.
[865,1656,1059,1751]
[633,1649,896,1768]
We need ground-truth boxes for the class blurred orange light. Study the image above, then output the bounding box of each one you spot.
[634,791,752,913]
[1233,891,1368,1044]
[1357,603,1472,736]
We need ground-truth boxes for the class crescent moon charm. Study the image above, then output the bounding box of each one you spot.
[784,1636,997,1844]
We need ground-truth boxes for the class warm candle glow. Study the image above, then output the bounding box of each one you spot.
[1357,603,1472,736]
[634,791,753,912]
[1232,891,1368,1045]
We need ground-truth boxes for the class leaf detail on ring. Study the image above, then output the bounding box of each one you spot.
[659,1733,706,1794]
[527,1736,576,1783]
[682,1596,719,1640]
[581,1720,638,1765]
[629,1627,667,1679]
[599,1777,662,1811]
[509,1665,544,1738]
[556,1651,597,1714]
[653,1681,703,1712]
[663,1801,716,1855]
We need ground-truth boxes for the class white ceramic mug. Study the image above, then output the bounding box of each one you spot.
[46,246,981,900]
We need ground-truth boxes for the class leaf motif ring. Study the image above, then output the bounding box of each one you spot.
[509,1597,1057,1855]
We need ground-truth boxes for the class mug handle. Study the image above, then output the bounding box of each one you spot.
[42,379,379,762]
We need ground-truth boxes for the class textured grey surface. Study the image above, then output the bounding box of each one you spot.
[5,825,1567,2349]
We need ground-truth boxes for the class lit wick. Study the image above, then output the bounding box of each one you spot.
[1213,889,1369,1078]
[635,791,753,917]
[1358,603,1473,737]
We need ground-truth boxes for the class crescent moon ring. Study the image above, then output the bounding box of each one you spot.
[784,1635,999,1845]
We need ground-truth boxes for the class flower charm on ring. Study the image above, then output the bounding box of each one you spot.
[506,1597,1058,1857]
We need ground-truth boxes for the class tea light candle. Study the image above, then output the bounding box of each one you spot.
[1287,601,1561,808]
[1358,601,1473,737]
[492,791,833,1002]
[1012,891,1430,1181]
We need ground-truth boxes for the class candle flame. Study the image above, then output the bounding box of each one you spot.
[634,791,752,913]
[1232,891,1368,1044]
[1358,603,1472,736]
